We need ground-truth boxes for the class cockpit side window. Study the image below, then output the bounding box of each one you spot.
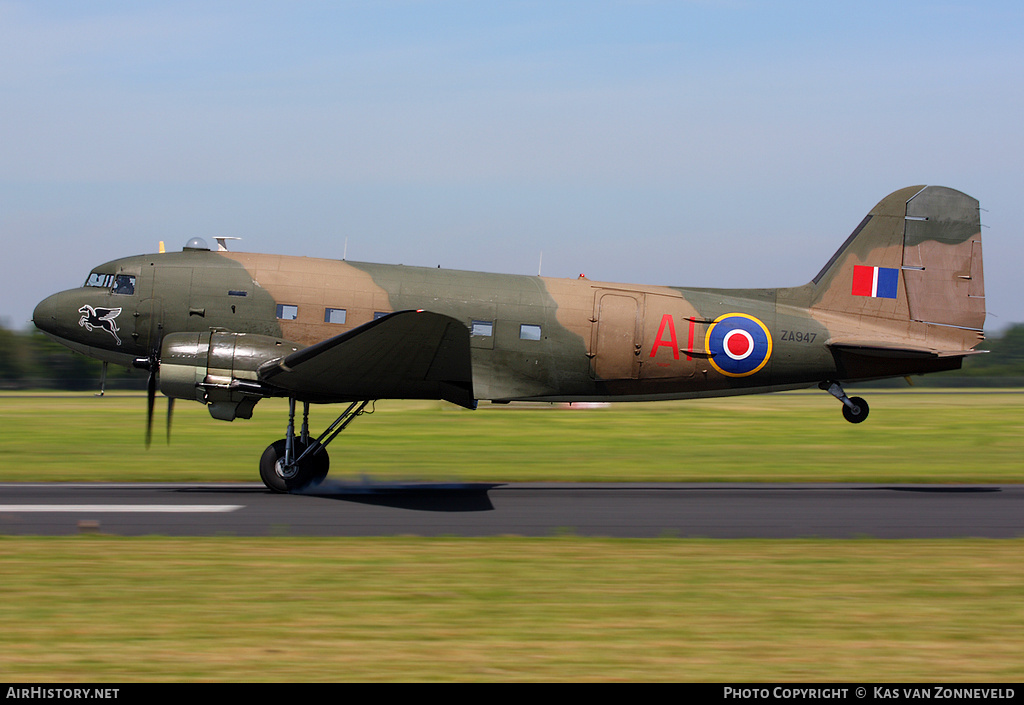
[112,275,136,295]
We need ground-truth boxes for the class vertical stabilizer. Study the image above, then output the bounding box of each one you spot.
[811,185,984,332]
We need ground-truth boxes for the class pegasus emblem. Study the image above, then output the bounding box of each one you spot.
[78,305,122,346]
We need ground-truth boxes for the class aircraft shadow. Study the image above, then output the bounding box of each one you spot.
[300,481,503,512]
[171,481,501,511]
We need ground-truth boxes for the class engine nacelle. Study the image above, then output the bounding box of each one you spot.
[159,331,301,420]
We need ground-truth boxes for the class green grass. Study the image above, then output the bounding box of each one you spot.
[3,392,1022,681]
[1,390,1021,483]
[1,537,1021,682]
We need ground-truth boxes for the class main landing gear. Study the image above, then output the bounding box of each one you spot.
[259,398,371,493]
[820,381,869,424]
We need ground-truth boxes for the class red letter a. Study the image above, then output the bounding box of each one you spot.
[649,314,679,360]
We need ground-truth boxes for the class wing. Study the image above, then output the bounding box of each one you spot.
[258,310,475,408]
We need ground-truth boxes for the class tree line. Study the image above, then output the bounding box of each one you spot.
[2,323,1023,391]
[0,326,144,390]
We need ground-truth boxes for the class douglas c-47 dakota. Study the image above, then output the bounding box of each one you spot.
[34,186,986,492]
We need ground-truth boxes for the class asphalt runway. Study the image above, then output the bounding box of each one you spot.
[1,482,1021,537]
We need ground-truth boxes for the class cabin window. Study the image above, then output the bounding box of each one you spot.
[520,324,542,341]
[373,312,389,320]
[325,307,347,324]
[276,304,298,320]
[112,275,135,295]
[471,320,493,337]
[228,290,248,297]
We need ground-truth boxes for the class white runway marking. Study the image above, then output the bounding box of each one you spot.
[0,505,243,513]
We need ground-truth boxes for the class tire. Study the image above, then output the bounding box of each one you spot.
[259,439,331,493]
[305,440,330,487]
[259,439,291,493]
[842,396,869,424]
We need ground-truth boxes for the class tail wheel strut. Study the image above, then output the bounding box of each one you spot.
[820,381,869,424]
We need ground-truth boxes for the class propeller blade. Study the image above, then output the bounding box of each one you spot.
[166,397,175,444]
[146,365,156,448]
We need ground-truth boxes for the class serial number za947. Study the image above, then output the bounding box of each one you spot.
[780,330,817,343]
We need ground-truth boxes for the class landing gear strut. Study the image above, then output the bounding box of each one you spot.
[820,381,869,424]
[260,398,371,493]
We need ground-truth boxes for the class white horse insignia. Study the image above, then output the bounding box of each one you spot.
[78,305,123,346]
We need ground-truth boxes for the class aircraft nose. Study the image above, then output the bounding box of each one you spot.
[32,293,61,335]
[33,289,85,340]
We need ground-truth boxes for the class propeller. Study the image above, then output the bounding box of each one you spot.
[146,358,156,447]
[134,340,173,448]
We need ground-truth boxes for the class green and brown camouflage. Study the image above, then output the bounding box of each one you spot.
[33,186,986,489]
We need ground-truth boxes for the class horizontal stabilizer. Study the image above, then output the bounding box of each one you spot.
[259,310,475,407]
[827,340,987,359]
[825,339,985,380]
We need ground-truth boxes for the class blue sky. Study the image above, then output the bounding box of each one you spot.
[3,1,1021,331]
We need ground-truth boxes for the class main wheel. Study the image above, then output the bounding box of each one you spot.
[306,441,330,487]
[259,439,331,493]
[842,396,869,424]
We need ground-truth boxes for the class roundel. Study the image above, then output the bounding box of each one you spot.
[704,313,773,377]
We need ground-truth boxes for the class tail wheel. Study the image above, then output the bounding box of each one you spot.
[842,396,869,424]
[259,439,330,493]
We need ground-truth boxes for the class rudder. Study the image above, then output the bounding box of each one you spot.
[902,186,984,330]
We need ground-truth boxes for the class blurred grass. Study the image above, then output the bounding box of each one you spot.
[3,392,1022,682]
[1,390,1021,483]
[1,536,1021,682]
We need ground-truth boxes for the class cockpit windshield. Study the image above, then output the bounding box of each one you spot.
[85,272,114,288]
[85,272,136,295]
